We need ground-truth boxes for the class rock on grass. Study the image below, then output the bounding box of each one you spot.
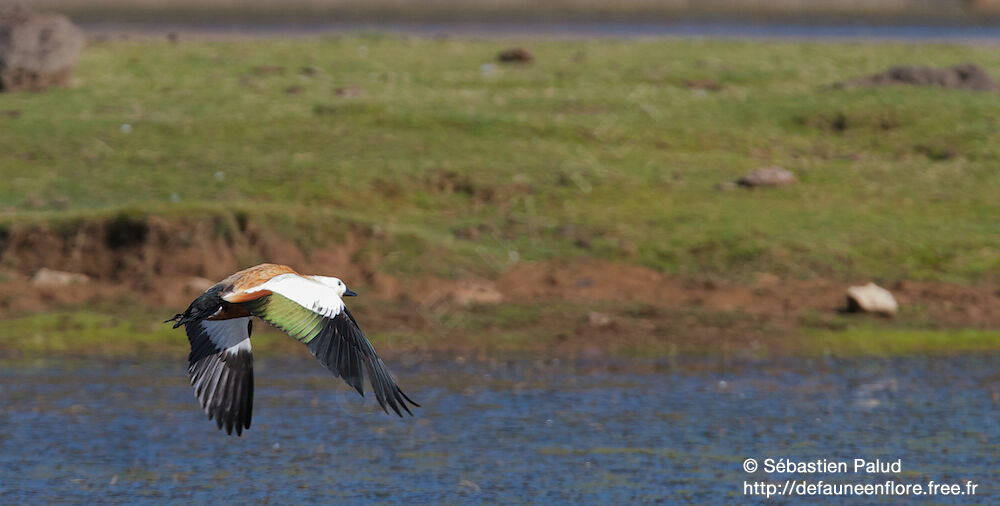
[497,48,533,63]
[736,167,797,188]
[31,268,89,287]
[0,7,84,92]
[834,63,999,92]
[845,282,898,316]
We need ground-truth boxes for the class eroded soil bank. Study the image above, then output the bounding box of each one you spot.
[1,214,998,357]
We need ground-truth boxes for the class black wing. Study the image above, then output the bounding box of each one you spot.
[185,318,254,436]
[242,294,419,417]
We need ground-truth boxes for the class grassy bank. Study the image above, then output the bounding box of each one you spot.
[4,301,1000,360]
[4,36,1000,281]
[3,36,1000,356]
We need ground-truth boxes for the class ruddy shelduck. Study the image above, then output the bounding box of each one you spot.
[167,263,418,435]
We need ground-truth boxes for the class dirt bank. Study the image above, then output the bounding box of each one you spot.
[0,214,375,308]
[1,215,998,356]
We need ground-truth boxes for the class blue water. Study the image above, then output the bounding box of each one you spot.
[0,353,997,503]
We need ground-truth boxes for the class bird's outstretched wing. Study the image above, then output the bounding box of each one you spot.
[185,317,254,436]
[235,274,418,416]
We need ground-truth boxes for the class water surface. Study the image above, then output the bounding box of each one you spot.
[0,353,997,502]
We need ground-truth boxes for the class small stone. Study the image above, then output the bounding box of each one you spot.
[453,280,503,306]
[684,79,722,91]
[250,65,285,76]
[845,282,898,316]
[453,226,480,240]
[587,311,613,328]
[334,85,364,97]
[497,48,533,63]
[31,268,89,287]
[736,167,797,188]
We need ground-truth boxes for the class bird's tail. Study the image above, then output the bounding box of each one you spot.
[165,284,224,328]
[164,313,185,328]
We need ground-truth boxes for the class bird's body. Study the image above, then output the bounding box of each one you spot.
[167,263,418,436]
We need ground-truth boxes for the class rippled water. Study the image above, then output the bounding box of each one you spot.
[0,353,997,503]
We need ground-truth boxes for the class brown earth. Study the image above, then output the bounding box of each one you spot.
[2,217,999,355]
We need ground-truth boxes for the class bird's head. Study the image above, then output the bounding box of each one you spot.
[310,275,357,297]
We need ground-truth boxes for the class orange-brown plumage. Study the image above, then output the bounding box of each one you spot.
[219,263,298,302]
[224,263,298,290]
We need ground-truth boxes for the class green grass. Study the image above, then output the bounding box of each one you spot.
[0,309,184,356]
[804,327,1000,357]
[0,305,335,358]
[0,304,550,358]
[3,299,997,359]
[4,36,1000,281]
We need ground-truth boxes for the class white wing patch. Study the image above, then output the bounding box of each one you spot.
[201,318,252,351]
[244,273,346,318]
[226,338,252,355]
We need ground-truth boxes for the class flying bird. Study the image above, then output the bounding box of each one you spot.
[166,263,418,435]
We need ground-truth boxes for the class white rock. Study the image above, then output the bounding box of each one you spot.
[453,280,503,306]
[846,282,898,316]
[587,311,613,328]
[31,267,89,287]
[737,167,797,188]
